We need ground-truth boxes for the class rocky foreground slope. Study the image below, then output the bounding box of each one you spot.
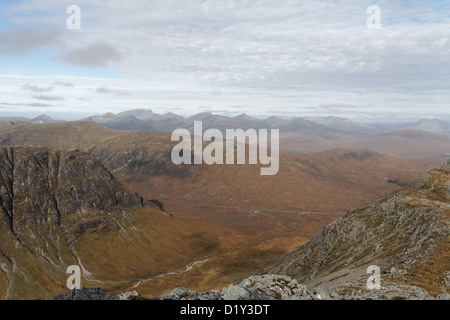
[269,159,449,295]
[152,274,449,300]
[152,160,450,300]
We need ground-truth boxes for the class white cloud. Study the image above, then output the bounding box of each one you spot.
[0,0,449,120]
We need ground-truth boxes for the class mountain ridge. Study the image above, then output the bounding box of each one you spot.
[0,146,220,300]
[267,159,450,295]
[2,110,449,138]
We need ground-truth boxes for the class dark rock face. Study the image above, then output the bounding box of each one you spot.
[0,147,148,244]
[0,146,159,299]
[0,146,145,216]
[51,287,118,300]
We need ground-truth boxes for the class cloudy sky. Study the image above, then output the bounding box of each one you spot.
[0,0,449,121]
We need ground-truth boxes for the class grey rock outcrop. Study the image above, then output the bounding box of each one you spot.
[117,290,141,300]
[51,287,118,300]
[154,273,448,300]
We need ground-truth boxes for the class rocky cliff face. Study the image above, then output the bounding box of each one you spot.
[268,160,450,295]
[0,146,158,299]
[0,146,148,242]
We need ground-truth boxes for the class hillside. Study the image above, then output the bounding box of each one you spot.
[2,114,449,165]
[268,160,450,295]
[147,161,449,300]
[40,110,450,165]
[279,129,450,165]
[0,146,220,300]
[0,121,428,214]
[0,121,437,299]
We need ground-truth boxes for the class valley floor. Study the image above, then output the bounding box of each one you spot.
[112,204,342,298]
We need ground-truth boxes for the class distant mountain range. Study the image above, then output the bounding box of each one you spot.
[2,110,449,166]
[1,109,450,137]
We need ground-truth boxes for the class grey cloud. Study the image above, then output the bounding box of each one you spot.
[28,103,54,108]
[63,42,122,67]
[1,102,54,108]
[318,104,367,112]
[32,95,65,101]
[0,25,61,55]
[95,87,130,96]
[22,84,54,93]
[53,81,74,87]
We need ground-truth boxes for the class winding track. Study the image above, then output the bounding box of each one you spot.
[131,235,295,290]
[132,257,212,289]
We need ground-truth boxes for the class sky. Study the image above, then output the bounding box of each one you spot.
[0,0,449,121]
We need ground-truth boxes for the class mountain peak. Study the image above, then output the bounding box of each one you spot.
[187,112,214,121]
[100,112,116,118]
[30,114,55,124]
[233,113,257,120]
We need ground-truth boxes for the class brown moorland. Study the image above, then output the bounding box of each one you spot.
[0,121,437,298]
